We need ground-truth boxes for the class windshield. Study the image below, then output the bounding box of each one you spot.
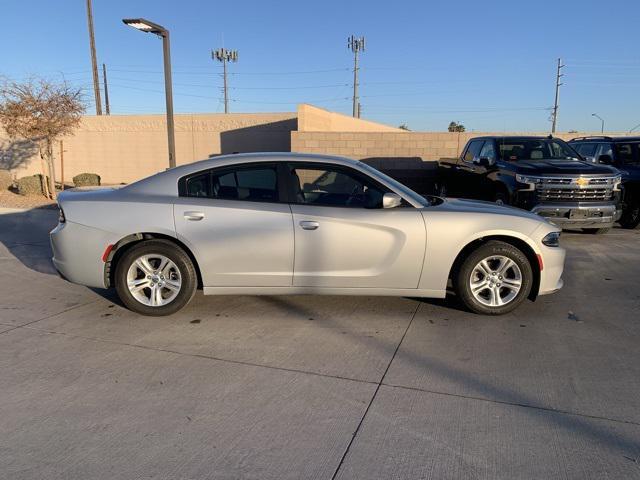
[497,139,581,161]
[357,162,430,207]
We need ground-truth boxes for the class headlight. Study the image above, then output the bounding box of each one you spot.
[542,231,561,247]
[515,174,541,191]
[58,208,66,223]
[613,175,622,191]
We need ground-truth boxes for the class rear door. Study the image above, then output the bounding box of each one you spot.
[287,162,426,289]
[174,163,294,287]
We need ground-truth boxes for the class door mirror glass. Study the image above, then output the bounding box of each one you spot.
[597,154,613,165]
[383,193,402,209]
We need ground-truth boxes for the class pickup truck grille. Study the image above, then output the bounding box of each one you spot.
[534,176,618,202]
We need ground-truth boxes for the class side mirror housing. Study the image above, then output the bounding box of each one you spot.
[383,193,403,209]
[597,154,613,165]
[475,157,494,167]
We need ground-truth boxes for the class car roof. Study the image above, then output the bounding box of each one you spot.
[569,136,640,143]
[468,136,556,141]
[124,152,362,194]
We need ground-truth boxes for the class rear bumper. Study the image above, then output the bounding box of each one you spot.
[50,221,118,289]
[530,202,620,228]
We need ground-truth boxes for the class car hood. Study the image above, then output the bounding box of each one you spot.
[428,197,549,222]
[515,159,619,176]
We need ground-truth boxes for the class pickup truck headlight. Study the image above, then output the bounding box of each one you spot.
[515,174,542,191]
[613,175,622,191]
[542,231,561,247]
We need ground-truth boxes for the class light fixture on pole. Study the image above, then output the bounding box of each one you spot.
[591,113,605,134]
[122,18,176,168]
[212,48,238,114]
[348,35,365,118]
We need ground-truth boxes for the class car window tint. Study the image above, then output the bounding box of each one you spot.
[185,172,210,197]
[463,141,483,162]
[212,166,278,202]
[479,141,496,161]
[577,143,597,158]
[291,166,386,208]
[597,143,613,158]
[615,143,639,165]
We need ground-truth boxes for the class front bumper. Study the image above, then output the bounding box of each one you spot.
[530,202,620,228]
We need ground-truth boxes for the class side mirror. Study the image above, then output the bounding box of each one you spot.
[475,157,494,167]
[383,193,403,209]
[597,154,613,165]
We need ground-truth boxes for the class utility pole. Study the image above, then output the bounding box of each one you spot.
[85,0,102,115]
[102,63,110,115]
[348,35,365,118]
[212,48,238,113]
[551,57,564,133]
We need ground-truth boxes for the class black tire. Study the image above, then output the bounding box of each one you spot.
[583,228,611,234]
[619,200,640,229]
[454,241,533,315]
[493,191,509,205]
[114,239,197,316]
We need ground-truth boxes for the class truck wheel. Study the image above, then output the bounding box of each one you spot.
[493,191,509,205]
[454,241,533,315]
[619,201,640,229]
[583,228,611,234]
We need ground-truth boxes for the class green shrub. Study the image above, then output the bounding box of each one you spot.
[72,172,101,187]
[0,170,12,190]
[16,174,47,196]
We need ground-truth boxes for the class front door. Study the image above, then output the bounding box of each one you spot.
[288,163,426,289]
[174,163,294,287]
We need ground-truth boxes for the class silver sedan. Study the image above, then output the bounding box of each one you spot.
[50,153,565,316]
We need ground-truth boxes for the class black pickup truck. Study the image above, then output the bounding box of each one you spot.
[568,136,640,229]
[438,136,622,233]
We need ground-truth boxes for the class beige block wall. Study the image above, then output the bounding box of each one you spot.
[291,131,629,166]
[1,112,296,184]
[297,104,402,132]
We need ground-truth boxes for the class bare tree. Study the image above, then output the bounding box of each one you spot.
[0,78,85,199]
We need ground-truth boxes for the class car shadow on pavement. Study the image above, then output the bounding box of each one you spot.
[255,295,640,459]
[0,205,59,275]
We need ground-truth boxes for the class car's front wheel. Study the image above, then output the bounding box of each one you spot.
[114,240,197,316]
[454,241,533,315]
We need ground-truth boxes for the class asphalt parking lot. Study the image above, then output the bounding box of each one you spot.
[0,206,639,480]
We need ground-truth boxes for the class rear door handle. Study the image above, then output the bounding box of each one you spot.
[184,211,205,221]
[299,220,319,230]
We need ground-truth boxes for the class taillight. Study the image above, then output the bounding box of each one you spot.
[58,208,66,223]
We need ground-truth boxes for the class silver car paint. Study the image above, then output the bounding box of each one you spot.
[50,152,565,298]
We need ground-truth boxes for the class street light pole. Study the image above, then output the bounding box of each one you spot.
[122,18,176,168]
[592,113,605,134]
[85,0,102,115]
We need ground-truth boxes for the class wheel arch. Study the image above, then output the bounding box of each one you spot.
[448,235,541,300]
[104,232,203,289]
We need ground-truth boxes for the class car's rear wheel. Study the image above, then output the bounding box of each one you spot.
[454,241,533,315]
[115,240,197,316]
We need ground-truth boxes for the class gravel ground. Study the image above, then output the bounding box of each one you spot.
[0,188,57,210]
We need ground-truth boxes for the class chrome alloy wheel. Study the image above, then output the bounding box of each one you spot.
[126,254,182,307]
[469,255,522,307]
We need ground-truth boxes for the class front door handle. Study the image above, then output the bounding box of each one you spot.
[299,220,319,230]
[184,211,205,221]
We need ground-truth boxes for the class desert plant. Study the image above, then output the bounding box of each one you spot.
[16,174,47,196]
[0,78,85,199]
[0,169,12,190]
[73,172,101,187]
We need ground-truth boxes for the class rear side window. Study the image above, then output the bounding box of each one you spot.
[463,141,483,162]
[615,143,639,166]
[576,143,597,158]
[180,164,279,202]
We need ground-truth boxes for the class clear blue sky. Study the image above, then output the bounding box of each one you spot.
[2,0,639,132]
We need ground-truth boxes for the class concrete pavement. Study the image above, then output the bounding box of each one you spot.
[0,207,638,479]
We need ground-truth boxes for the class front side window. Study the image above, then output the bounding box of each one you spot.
[291,165,387,208]
[479,141,496,161]
[576,143,597,159]
[463,141,484,162]
[181,164,279,202]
